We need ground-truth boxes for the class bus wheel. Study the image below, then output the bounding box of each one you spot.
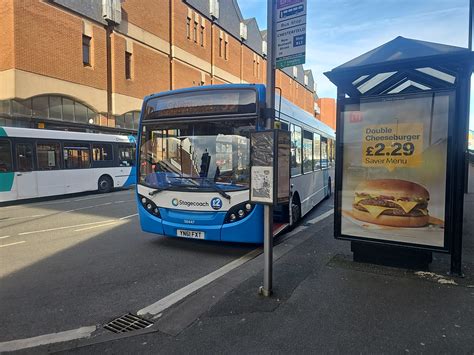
[326,178,332,199]
[98,175,113,193]
[291,197,301,225]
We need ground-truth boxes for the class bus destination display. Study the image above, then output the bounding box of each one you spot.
[145,89,258,119]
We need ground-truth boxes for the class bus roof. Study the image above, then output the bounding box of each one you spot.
[277,95,335,138]
[0,127,135,144]
[143,83,335,138]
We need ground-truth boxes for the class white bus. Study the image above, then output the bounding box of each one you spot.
[275,94,336,226]
[0,127,136,203]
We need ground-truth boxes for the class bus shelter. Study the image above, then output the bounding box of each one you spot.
[325,36,473,274]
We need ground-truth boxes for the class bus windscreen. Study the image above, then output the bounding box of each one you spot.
[144,89,258,119]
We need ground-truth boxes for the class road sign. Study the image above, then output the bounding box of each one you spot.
[275,0,307,69]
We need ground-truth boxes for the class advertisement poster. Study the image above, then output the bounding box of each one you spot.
[340,93,450,248]
[250,166,274,203]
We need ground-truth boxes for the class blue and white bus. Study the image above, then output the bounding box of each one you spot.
[0,127,136,202]
[137,84,335,243]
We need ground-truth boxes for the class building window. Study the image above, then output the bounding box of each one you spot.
[49,96,63,119]
[224,39,228,60]
[256,59,260,78]
[16,143,34,172]
[193,21,198,43]
[62,98,75,122]
[37,142,61,170]
[200,25,205,47]
[186,17,191,39]
[219,37,223,57]
[82,35,91,66]
[74,101,88,123]
[32,96,49,118]
[125,51,132,80]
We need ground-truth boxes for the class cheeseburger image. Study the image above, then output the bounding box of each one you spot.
[352,179,430,227]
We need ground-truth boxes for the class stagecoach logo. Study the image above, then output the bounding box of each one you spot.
[210,197,223,210]
[171,198,210,208]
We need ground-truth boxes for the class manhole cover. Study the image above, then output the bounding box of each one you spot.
[104,313,153,333]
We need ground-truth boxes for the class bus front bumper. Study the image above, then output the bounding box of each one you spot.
[137,203,264,244]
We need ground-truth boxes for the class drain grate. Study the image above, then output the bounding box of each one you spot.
[104,313,153,333]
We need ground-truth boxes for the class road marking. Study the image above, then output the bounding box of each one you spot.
[73,190,130,202]
[0,199,73,210]
[0,214,45,222]
[74,221,119,232]
[138,248,262,317]
[0,326,96,353]
[306,210,334,225]
[0,235,11,240]
[64,202,112,213]
[0,241,26,248]
[18,220,116,236]
[119,213,138,220]
[73,195,109,202]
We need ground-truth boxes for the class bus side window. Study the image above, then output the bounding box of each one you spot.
[64,143,90,169]
[118,144,135,167]
[328,139,333,166]
[313,133,321,170]
[37,142,61,170]
[290,124,302,176]
[302,130,313,174]
[16,143,34,172]
[0,139,13,173]
[92,144,113,161]
[321,137,328,169]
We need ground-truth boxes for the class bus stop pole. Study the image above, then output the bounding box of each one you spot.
[261,0,276,297]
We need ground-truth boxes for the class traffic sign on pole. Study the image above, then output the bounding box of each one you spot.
[275,0,307,69]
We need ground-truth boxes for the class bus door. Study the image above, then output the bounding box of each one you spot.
[15,142,38,199]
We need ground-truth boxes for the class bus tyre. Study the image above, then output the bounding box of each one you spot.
[326,178,332,199]
[291,199,301,225]
[98,175,113,193]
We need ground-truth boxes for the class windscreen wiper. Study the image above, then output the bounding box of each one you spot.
[202,178,231,201]
[168,176,231,201]
[148,187,164,196]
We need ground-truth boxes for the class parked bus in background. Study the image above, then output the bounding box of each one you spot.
[0,127,136,202]
[136,84,335,243]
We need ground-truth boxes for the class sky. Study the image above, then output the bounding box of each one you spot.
[238,0,473,130]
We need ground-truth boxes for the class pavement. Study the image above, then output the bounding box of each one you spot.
[1,190,473,354]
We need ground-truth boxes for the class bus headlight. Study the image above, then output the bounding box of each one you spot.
[138,194,161,218]
[224,202,255,223]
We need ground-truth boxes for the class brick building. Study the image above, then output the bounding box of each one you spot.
[316,98,336,130]
[0,0,322,134]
